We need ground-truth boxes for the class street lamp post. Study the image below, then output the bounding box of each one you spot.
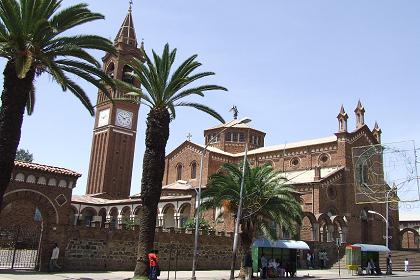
[230,134,250,280]
[191,117,251,280]
[368,186,396,249]
[368,210,389,248]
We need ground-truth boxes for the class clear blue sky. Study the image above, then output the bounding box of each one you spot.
[4,0,420,217]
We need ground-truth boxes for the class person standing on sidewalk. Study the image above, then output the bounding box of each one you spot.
[244,251,253,280]
[306,252,311,269]
[404,258,410,272]
[148,249,159,280]
[260,253,268,279]
[49,243,61,272]
[386,254,392,275]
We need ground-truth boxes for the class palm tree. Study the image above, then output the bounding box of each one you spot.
[119,44,227,279]
[201,162,303,252]
[0,0,115,210]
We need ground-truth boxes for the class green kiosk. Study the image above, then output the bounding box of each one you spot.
[252,239,310,277]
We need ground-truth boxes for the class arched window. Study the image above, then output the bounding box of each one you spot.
[176,164,183,181]
[106,62,115,78]
[122,65,134,84]
[191,162,197,179]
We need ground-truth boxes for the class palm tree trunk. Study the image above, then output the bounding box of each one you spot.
[133,108,170,279]
[0,61,35,211]
[238,230,253,278]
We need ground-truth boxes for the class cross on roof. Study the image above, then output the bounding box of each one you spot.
[186,133,192,141]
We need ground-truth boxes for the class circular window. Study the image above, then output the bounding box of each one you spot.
[319,154,329,164]
[327,185,337,200]
[291,158,300,167]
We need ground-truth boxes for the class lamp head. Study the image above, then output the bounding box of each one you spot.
[367,210,377,214]
[238,117,252,124]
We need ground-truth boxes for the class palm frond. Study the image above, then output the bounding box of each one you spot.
[175,102,225,123]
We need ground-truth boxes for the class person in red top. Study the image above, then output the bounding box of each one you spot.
[148,250,159,280]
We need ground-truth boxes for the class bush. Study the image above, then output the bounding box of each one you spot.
[183,218,212,231]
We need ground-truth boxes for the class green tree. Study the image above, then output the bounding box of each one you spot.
[119,44,226,279]
[201,163,303,252]
[15,148,33,162]
[0,0,115,210]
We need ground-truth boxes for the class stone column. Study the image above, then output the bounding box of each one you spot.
[73,214,81,226]
[175,213,181,228]
[312,223,319,242]
[158,214,164,227]
[327,225,334,242]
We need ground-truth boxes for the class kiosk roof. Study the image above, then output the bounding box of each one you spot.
[253,239,310,250]
[352,244,390,252]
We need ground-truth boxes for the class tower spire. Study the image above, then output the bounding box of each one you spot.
[354,99,366,129]
[115,2,138,47]
[337,105,349,132]
[372,121,382,143]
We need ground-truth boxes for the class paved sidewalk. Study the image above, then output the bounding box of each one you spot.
[0,269,419,280]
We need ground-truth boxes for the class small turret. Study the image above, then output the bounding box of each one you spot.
[354,100,365,129]
[337,105,349,132]
[372,121,382,143]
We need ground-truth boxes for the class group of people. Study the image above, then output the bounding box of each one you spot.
[259,253,296,279]
[305,250,328,269]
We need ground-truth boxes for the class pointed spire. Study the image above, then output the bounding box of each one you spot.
[115,2,138,47]
[354,99,365,114]
[337,105,348,118]
[337,105,348,132]
[372,121,382,143]
[354,100,365,129]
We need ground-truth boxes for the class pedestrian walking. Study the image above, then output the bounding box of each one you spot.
[260,253,268,279]
[49,243,61,272]
[310,252,315,268]
[386,254,392,275]
[404,258,410,272]
[318,250,324,269]
[148,249,160,280]
[323,251,328,268]
[306,252,311,269]
[243,250,253,280]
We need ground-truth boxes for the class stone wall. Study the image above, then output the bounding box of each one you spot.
[48,225,237,271]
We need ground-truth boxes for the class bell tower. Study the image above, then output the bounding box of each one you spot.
[86,5,143,199]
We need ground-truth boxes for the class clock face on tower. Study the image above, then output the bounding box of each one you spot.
[97,108,110,127]
[115,109,133,129]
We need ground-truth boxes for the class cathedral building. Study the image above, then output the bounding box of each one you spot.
[65,8,399,249]
[1,7,401,252]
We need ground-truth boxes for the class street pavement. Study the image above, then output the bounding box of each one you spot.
[0,269,419,280]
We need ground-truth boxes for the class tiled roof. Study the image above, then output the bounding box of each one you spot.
[190,135,337,158]
[14,161,81,177]
[280,166,344,185]
[207,119,252,130]
[72,195,139,205]
[399,212,420,222]
[72,194,192,205]
[163,180,195,190]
